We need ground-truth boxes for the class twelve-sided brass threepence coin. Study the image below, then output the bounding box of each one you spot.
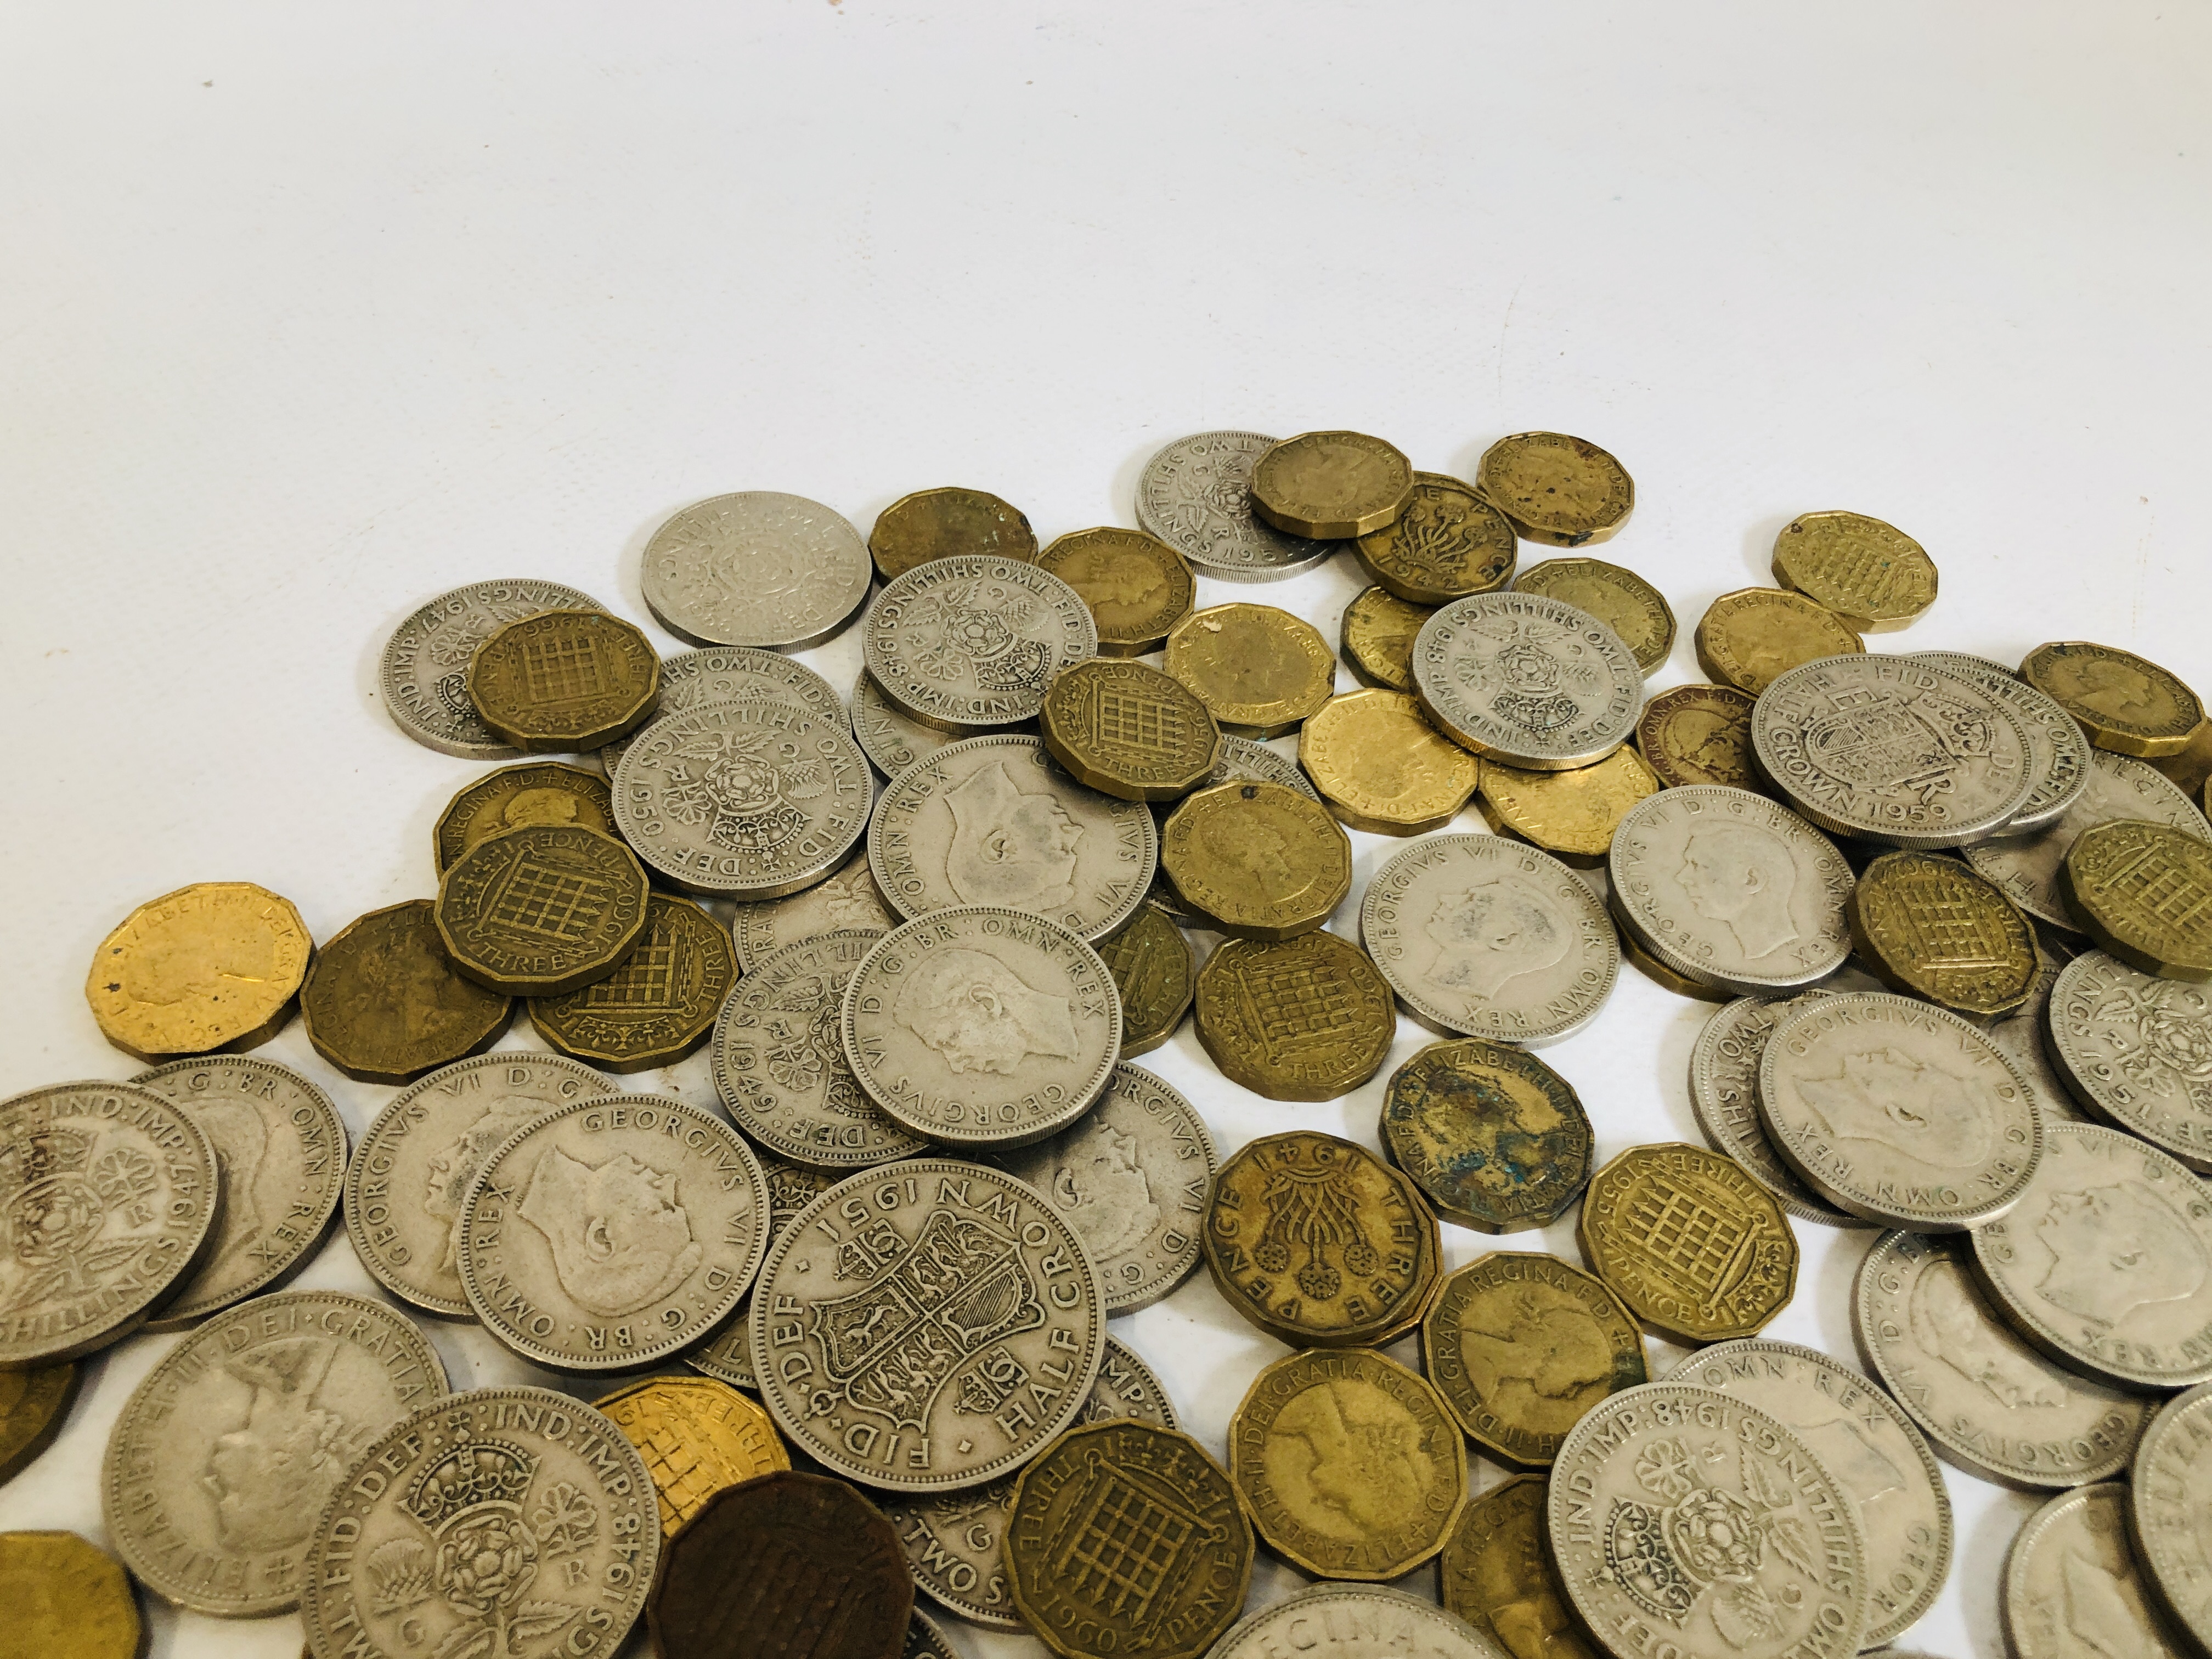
[591,1374,790,1537]
[1163,603,1336,739]
[1094,904,1194,1058]
[1695,587,1863,696]
[1040,658,1220,802]
[467,607,661,754]
[642,491,873,650]
[871,484,1036,581]
[2063,817,2212,979]
[433,761,617,872]
[1135,431,1336,583]
[1848,849,2038,1019]
[1636,682,1760,791]
[2022,640,2205,759]
[1513,555,1674,674]
[1249,430,1414,539]
[863,555,1097,733]
[1770,509,1938,631]
[1477,744,1657,864]
[1034,525,1194,656]
[435,823,650,996]
[87,881,312,1063]
[301,900,512,1085]
[1440,1475,1599,1659]
[1576,1142,1797,1344]
[1412,590,1641,770]
[1475,431,1633,546]
[380,577,601,759]
[1194,932,1396,1101]
[1381,1039,1592,1233]
[1300,689,1482,836]
[1161,781,1351,939]
[1339,585,1430,693]
[529,891,735,1071]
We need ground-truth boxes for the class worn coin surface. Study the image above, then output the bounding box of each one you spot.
[380,577,603,759]
[2004,1483,2190,1659]
[1381,1040,1592,1234]
[851,668,963,778]
[1688,993,1858,1226]
[1475,431,1634,547]
[1361,833,1618,1045]
[590,1375,789,1537]
[1636,682,1762,791]
[1479,744,1658,865]
[87,881,313,1064]
[1164,603,1337,738]
[2129,1383,2212,1650]
[1034,525,1194,655]
[2022,640,2206,759]
[1421,1252,1645,1466]
[1353,471,1516,605]
[1037,659,1221,802]
[1135,430,1338,583]
[642,491,873,650]
[2047,951,2212,1170]
[467,608,661,754]
[599,645,844,778]
[1770,509,1939,631]
[2063,819,2212,979]
[731,848,898,974]
[1513,556,1675,674]
[1192,731,1322,802]
[1966,747,2211,928]
[1250,430,1414,539]
[528,891,735,1073]
[1991,930,2087,1127]
[1339,585,1430,692]
[871,485,1037,580]
[1412,590,1642,770]
[1848,849,2039,1019]
[0,1531,142,1659]
[1438,1474,1600,1659]
[1577,1143,1797,1344]
[0,1364,78,1485]
[1194,933,1397,1101]
[1918,649,2090,832]
[685,1152,839,1392]
[864,555,1097,733]
[1300,689,1482,836]
[434,823,650,996]
[748,1159,1107,1492]
[104,1289,448,1617]
[300,901,513,1085]
[1162,781,1352,938]
[1094,904,1194,1057]
[433,763,617,872]
[1210,1583,1508,1659]
[1695,586,1865,696]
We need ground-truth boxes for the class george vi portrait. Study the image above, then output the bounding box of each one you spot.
[202,1338,363,1555]
[1421,876,1570,1000]
[1675,821,1799,960]
[893,948,1080,1076]
[2034,1182,2207,1324]
[1046,1119,1158,1265]
[943,760,1084,913]
[422,1094,564,1278]
[191,1097,272,1276]
[1793,1047,1991,1169]
[1907,1253,2068,1410]
[518,1144,703,1318]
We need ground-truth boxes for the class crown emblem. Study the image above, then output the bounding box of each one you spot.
[404,1439,540,1535]
[0,1128,93,1187]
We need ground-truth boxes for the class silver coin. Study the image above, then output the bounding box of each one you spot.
[1209,1584,1505,1659]
[611,696,873,898]
[1609,786,1854,996]
[1209,731,1321,799]
[851,667,966,778]
[299,1386,660,1659]
[684,1153,841,1391]
[1548,1383,1868,1659]
[1966,747,2212,929]
[133,1055,348,1327]
[883,1335,1175,1629]
[869,733,1157,944]
[457,1092,769,1372]
[905,1608,958,1659]
[1410,590,1642,770]
[0,1080,218,1365]
[1971,1120,2212,1390]
[103,1289,449,1617]
[747,1158,1107,1492]
[2130,1383,2212,1650]
[730,847,898,974]
[1990,929,2089,1126]
[344,1052,616,1317]
[1752,653,2035,848]
[1918,650,2091,832]
[1133,430,1338,582]
[1758,992,2042,1231]
[861,555,1098,733]
[600,645,843,776]
[1672,1338,1953,1647]
[2005,1483,2191,1659]
[1688,993,1860,1226]
[378,578,603,759]
[2047,951,2212,1171]
[711,929,929,1169]
[640,491,872,650]
[989,1062,1216,1314]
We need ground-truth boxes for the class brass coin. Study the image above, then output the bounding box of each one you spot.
[84,881,312,1063]
[1094,903,1195,1056]
[1694,586,1864,695]
[1162,781,1351,938]
[529,890,736,1070]
[1474,431,1633,546]
[0,1532,140,1659]
[1513,556,1675,673]
[299,900,512,1085]
[1381,1040,1593,1233]
[871,484,1036,579]
[1477,744,1658,866]
[2151,718,2212,799]
[0,1366,77,1486]
[432,760,616,872]
[1615,919,1736,1002]
[466,607,661,753]
[1164,603,1336,738]
[1339,584,1429,692]
[1770,509,1939,631]
[1202,1131,1441,1347]
[434,823,650,995]
[592,1375,791,1536]
[1421,1253,1645,1466]
[2022,640,2205,759]
[1299,689,1480,836]
[1227,1348,1467,1581]
[1040,658,1221,801]
[1848,849,2039,1019]
[1634,682,1760,791]
[1035,525,1194,655]
[1195,933,1396,1101]
[1576,1142,1798,1343]
[2063,818,2212,979]
[1438,1474,1601,1658]
[1250,430,1414,539]
[1352,471,1516,604]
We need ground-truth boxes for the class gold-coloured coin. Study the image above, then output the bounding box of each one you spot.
[1249,430,1414,539]
[1771,509,1938,631]
[1094,903,1195,1057]
[1195,934,1396,1100]
[1381,1040,1593,1233]
[869,485,1036,580]
[299,900,512,1085]
[1635,682,1760,791]
[432,760,616,872]
[529,890,736,1070]
[433,823,650,994]
[84,882,312,1063]
[1848,849,2038,1020]
[1040,658,1221,802]
[1576,1143,1798,1343]
[1164,603,1337,738]
[1513,556,1675,672]
[1339,585,1430,692]
[0,1532,140,1659]
[1352,471,1516,604]
[0,1365,78,1486]
[1202,1131,1441,1346]
[2022,641,2207,759]
[1477,745,1658,866]
[1227,1348,1468,1581]
[1298,690,1480,836]
[2149,719,2212,802]
[1161,781,1351,938]
[466,607,661,753]
[592,1374,791,1537]
[1694,586,1864,696]
[1438,1474,1603,1658]
[1474,431,1634,547]
[2062,819,2212,979]
[1614,920,1734,1002]
[1421,1254,1645,1467]
[1035,526,1193,655]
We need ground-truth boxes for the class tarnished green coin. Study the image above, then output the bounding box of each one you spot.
[1381,1039,1593,1233]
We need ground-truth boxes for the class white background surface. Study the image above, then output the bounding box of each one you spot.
[5,4,2211,1656]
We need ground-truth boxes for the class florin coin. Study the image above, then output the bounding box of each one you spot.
[379,577,602,759]
[103,1289,448,1617]
[299,901,513,1085]
[1687,993,1859,1227]
[1694,587,1864,696]
[1207,1583,1508,1659]
[1228,1348,1466,1581]
[1134,430,1337,583]
[905,1609,958,1659]
[730,847,897,974]
[1437,1475,1601,1659]
[1852,1229,2148,1488]
[2004,1483,2190,1659]
[1770,510,1939,631]
[1192,731,1322,802]
[685,1153,839,1392]
[851,668,963,778]
[1339,585,1430,692]
[1034,526,1193,655]
[1163,603,1336,739]
[1352,471,1516,605]
[0,1532,142,1659]
[1917,649,2090,832]
[2129,1382,2212,1650]
[590,1375,789,1537]
[1475,431,1634,548]
[1250,430,1414,540]
[457,1093,769,1372]
[528,891,735,1073]
[1299,690,1481,836]
[600,645,844,778]
[434,823,650,995]
[1381,1040,1593,1234]
[747,1159,1106,1492]
[1359,833,1619,1045]
[1194,934,1396,1101]
[1093,904,1194,1057]
[2047,950,2212,1171]
[1513,556,1675,674]
[1037,659,1221,803]
[2022,640,2206,759]
[86,882,312,1063]
[1576,1143,1797,1344]
[1478,744,1658,865]
[1847,848,2039,1020]
[1966,747,2211,929]
[1411,591,1641,770]
[1635,682,1761,791]
[467,608,661,753]
[871,486,1037,582]
[840,907,1120,1149]
[0,1365,78,1486]
[641,491,873,650]
[432,762,617,872]
[1420,1252,1645,1466]
[342,1052,614,1317]
[863,555,1097,733]
[1161,781,1351,939]
[2063,819,2212,979]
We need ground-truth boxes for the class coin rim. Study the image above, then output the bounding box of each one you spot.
[639,490,872,650]
[377,578,602,759]
[1412,590,1643,770]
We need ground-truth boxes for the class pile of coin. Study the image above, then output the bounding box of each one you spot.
[8,424,2212,1659]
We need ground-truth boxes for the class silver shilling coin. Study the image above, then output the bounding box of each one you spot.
[2004,1483,2190,1659]
[1687,992,1860,1227]
[379,577,602,759]
[600,645,843,776]
[730,847,899,974]
[640,491,872,650]
[1207,1585,1501,1659]
[2129,1383,2212,1652]
[1918,650,2091,832]
[861,555,1098,734]
[1411,590,1642,769]
[685,1153,840,1391]
[2048,950,2212,1171]
[851,668,966,778]
[1133,430,1338,582]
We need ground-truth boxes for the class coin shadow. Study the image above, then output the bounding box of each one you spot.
[1110,437,1161,528]
[1808,1222,1877,1359]
[1956,1482,2042,1659]
[1649,1000,1708,1142]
